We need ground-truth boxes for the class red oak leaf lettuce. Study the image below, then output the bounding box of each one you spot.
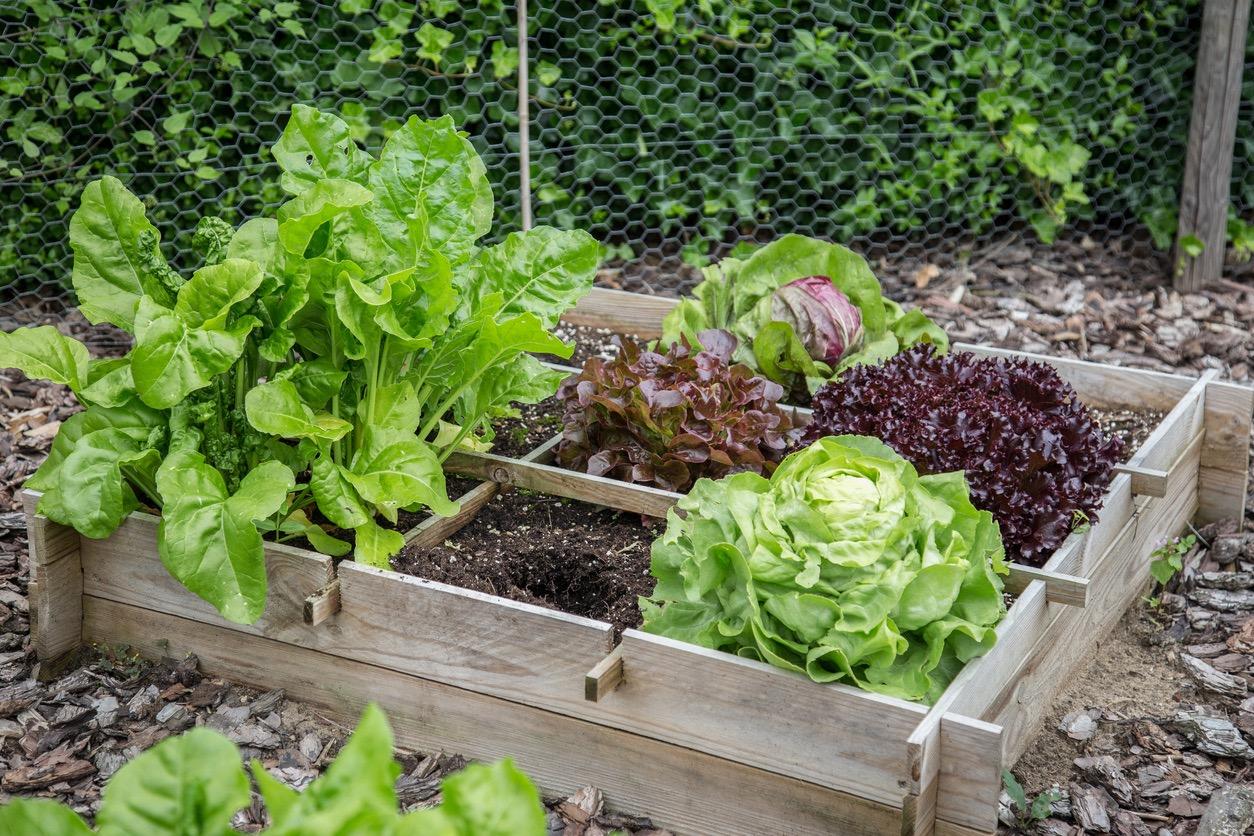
[556,330,795,493]
[798,346,1123,565]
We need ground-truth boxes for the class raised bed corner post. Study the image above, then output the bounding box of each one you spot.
[21,490,84,680]
[1173,0,1251,291]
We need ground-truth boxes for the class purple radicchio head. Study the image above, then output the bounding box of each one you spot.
[769,276,864,365]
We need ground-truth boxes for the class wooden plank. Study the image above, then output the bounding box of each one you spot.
[22,490,82,669]
[1114,463,1168,498]
[303,580,340,626]
[445,450,680,518]
[334,560,614,700]
[77,510,334,640]
[936,715,1003,834]
[612,630,927,807]
[1001,565,1088,608]
[1199,379,1254,523]
[1174,0,1251,290]
[984,437,1202,763]
[585,646,624,702]
[405,480,499,548]
[82,595,916,836]
[563,287,678,338]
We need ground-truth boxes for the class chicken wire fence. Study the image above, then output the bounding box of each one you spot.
[1,1,1250,338]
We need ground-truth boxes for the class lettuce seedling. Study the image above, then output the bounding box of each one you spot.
[0,104,596,622]
[659,234,947,397]
[0,704,547,835]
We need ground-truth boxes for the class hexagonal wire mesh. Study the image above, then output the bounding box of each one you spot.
[1,1,1250,343]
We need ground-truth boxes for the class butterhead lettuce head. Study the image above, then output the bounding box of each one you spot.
[640,434,1007,704]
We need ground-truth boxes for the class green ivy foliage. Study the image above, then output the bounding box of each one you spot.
[2,0,1249,294]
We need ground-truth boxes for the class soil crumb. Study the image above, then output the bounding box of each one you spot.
[490,397,563,458]
[393,489,662,636]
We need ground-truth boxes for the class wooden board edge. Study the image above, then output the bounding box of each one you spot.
[83,594,917,836]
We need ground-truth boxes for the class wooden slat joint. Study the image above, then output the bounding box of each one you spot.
[584,646,624,702]
[303,579,342,626]
[1003,565,1089,608]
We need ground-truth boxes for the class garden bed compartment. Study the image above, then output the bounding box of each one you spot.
[27,287,1253,835]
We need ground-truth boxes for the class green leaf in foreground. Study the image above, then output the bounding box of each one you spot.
[0,325,90,395]
[156,453,295,623]
[0,799,92,835]
[95,727,249,836]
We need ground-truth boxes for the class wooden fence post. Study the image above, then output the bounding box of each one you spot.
[1174,0,1251,291]
[22,490,83,679]
[516,0,532,231]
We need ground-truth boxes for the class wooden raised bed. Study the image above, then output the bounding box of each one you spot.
[26,287,1253,835]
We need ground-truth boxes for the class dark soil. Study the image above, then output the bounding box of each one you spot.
[1090,406,1165,463]
[540,322,644,368]
[489,397,564,459]
[392,489,662,637]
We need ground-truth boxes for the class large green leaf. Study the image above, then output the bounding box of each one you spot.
[344,428,458,522]
[260,703,400,835]
[277,178,374,256]
[226,217,280,271]
[352,518,406,569]
[366,114,492,270]
[309,455,370,530]
[174,258,265,329]
[81,358,136,407]
[27,403,163,539]
[0,799,92,835]
[69,176,173,330]
[399,760,547,836]
[131,297,257,409]
[156,453,294,624]
[273,104,373,195]
[469,226,597,327]
[95,727,249,836]
[245,379,351,442]
[0,326,90,394]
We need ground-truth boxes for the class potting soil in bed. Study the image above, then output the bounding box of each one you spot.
[392,489,661,636]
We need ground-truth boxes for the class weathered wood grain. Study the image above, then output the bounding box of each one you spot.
[563,287,678,338]
[584,646,623,702]
[77,510,333,640]
[612,630,929,808]
[23,490,82,668]
[82,595,932,836]
[303,580,340,626]
[1198,379,1254,523]
[1174,0,1251,290]
[444,450,680,518]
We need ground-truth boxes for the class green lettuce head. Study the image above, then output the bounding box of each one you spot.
[640,434,1007,704]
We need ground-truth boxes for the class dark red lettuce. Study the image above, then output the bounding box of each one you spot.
[556,330,795,493]
[798,346,1123,565]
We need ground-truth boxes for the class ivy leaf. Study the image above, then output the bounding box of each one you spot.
[156,453,295,624]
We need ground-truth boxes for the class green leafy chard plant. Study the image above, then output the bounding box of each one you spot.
[0,703,547,835]
[0,104,596,624]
